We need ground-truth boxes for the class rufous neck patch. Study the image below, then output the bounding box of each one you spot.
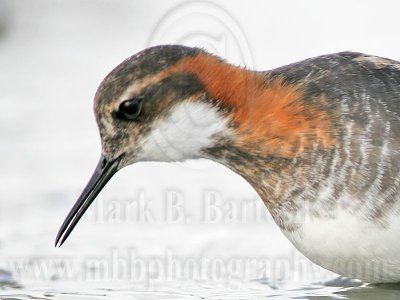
[163,54,336,158]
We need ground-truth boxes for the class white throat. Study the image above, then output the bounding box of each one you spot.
[136,100,230,162]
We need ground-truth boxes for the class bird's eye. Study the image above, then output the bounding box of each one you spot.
[117,97,143,120]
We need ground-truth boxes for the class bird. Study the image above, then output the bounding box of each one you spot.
[55,45,400,283]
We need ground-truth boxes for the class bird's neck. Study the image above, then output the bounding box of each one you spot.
[175,55,337,214]
[202,141,294,211]
[169,54,336,159]
[163,53,337,212]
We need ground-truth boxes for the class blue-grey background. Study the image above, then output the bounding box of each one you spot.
[1,0,400,299]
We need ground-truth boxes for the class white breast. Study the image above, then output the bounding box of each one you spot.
[281,200,400,283]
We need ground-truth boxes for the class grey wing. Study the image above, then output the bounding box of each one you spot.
[268,52,400,218]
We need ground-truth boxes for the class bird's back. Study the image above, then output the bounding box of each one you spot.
[266,52,400,216]
[269,51,400,119]
[265,52,400,282]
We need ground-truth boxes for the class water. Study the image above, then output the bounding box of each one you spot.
[1,0,400,299]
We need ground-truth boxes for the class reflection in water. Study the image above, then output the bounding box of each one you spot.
[333,283,400,300]
[1,280,400,300]
[0,269,21,290]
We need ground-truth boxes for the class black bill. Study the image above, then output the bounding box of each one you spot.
[55,153,125,247]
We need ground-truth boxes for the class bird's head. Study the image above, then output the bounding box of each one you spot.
[95,45,233,167]
[56,45,238,246]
